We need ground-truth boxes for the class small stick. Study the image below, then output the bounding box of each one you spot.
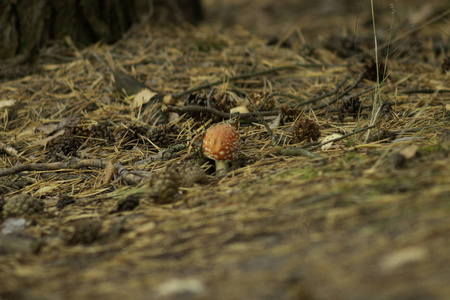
[246,96,277,146]
[133,144,187,166]
[163,105,279,120]
[114,162,146,185]
[246,47,258,74]
[402,89,450,94]
[172,65,299,99]
[295,77,349,108]
[206,88,215,108]
[308,124,378,151]
[314,85,375,111]
[0,142,19,157]
[0,158,108,177]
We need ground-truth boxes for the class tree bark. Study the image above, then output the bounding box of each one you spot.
[0,0,203,60]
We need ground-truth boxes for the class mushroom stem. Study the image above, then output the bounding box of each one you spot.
[214,160,229,176]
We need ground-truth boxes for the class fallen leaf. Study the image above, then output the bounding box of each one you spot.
[380,247,428,273]
[269,114,281,129]
[0,142,19,157]
[0,99,16,109]
[133,89,157,109]
[320,133,343,151]
[103,159,117,184]
[156,278,205,297]
[33,129,65,146]
[163,94,176,105]
[35,124,59,134]
[400,145,419,160]
[230,105,249,114]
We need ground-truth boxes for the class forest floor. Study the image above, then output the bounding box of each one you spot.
[1,0,450,299]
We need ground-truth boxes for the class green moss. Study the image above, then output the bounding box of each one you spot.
[420,144,446,155]
[277,165,318,180]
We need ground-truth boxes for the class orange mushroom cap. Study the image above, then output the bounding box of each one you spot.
[202,123,240,162]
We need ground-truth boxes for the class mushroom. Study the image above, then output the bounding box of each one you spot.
[202,123,241,176]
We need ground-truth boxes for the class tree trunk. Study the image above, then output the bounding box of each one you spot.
[0,0,203,60]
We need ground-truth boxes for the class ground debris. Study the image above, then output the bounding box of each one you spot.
[0,1,449,299]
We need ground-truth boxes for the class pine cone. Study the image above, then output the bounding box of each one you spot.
[65,218,102,245]
[247,92,274,111]
[184,93,216,121]
[147,126,178,148]
[280,105,302,124]
[339,96,362,120]
[178,161,207,187]
[88,124,115,144]
[291,119,321,143]
[115,195,140,212]
[56,194,75,210]
[213,93,237,113]
[116,125,148,144]
[47,128,83,156]
[363,59,388,82]
[146,168,180,204]
[3,194,44,218]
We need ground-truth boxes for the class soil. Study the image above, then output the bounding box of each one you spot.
[1,1,450,299]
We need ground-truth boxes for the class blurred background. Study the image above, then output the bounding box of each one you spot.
[202,0,449,36]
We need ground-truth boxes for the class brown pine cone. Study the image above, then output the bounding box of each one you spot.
[65,218,102,245]
[291,119,321,143]
[147,126,178,148]
[178,161,207,187]
[363,59,389,82]
[146,167,180,204]
[247,92,274,111]
[3,194,44,218]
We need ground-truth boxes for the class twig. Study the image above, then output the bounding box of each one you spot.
[133,144,187,166]
[314,81,375,111]
[114,162,145,185]
[0,142,19,157]
[258,92,304,111]
[246,47,258,74]
[308,124,378,151]
[246,96,277,146]
[206,88,215,108]
[171,65,299,99]
[294,77,349,108]
[163,105,279,120]
[402,89,450,94]
[0,158,108,177]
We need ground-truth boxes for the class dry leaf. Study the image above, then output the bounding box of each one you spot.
[103,159,117,184]
[380,247,428,273]
[0,142,19,157]
[133,89,157,109]
[320,133,343,151]
[36,124,59,134]
[400,145,419,160]
[230,105,249,114]
[163,94,176,105]
[33,130,65,146]
[0,99,16,109]
[269,114,281,129]
[57,117,81,129]
[157,278,205,297]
